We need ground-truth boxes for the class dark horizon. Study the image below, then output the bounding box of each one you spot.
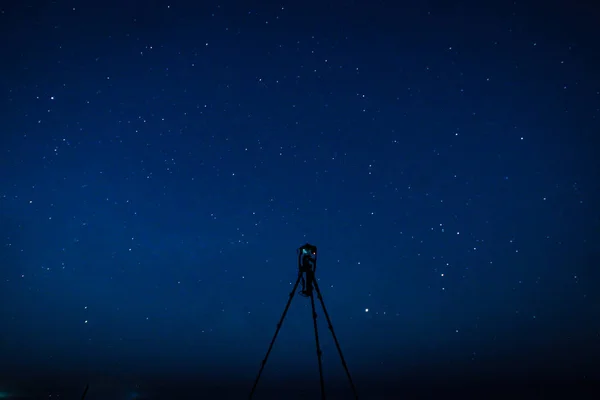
[2,342,599,398]
[2,374,598,400]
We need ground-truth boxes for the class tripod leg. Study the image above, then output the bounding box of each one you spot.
[249,272,303,399]
[313,280,359,400]
[80,384,89,400]
[309,291,326,400]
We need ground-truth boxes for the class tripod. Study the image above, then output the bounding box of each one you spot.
[249,243,358,400]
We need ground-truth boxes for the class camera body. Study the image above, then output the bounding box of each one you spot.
[297,243,317,297]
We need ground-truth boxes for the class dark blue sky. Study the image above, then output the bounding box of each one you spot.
[1,0,599,399]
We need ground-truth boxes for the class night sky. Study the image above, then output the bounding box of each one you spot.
[1,0,599,399]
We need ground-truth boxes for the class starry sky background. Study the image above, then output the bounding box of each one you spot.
[1,0,599,399]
